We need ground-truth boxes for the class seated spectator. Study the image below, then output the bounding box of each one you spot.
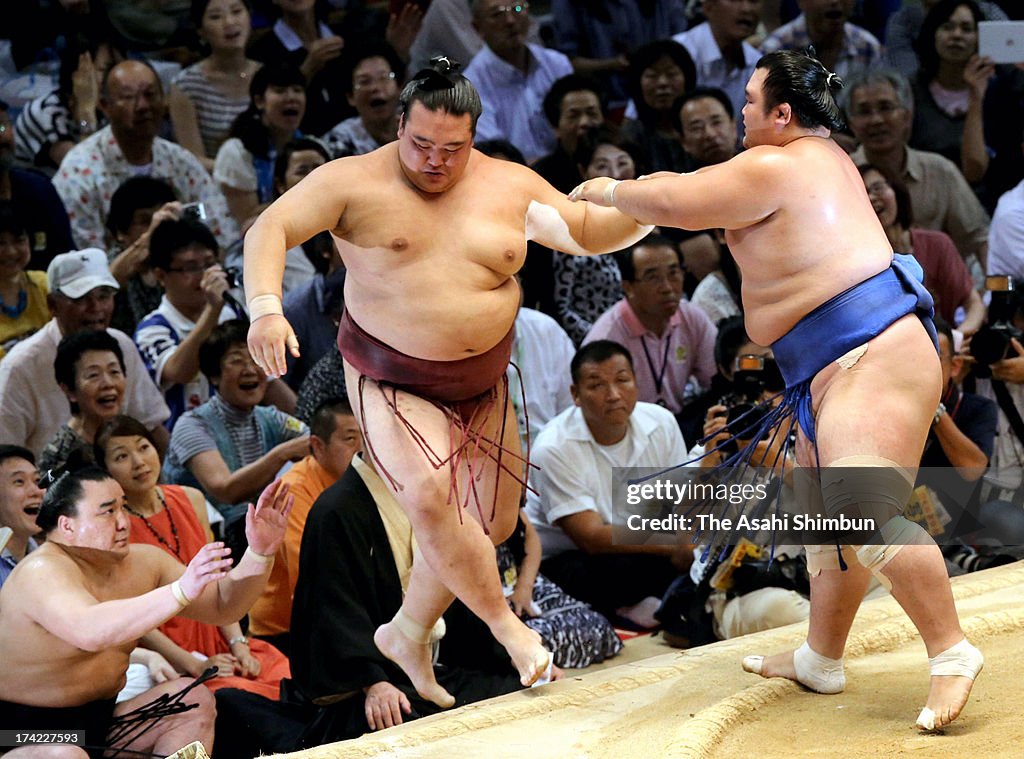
[0,101,75,272]
[169,0,263,172]
[844,68,991,269]
[525,340,691,628]
[884,0,1007,82]
[673,87,739,170]
[105,176,181,335]
[14,31,125,173]
[224,137,335,298]
[672,0,761,142]
[249,0,417,136]
[214,62,308,228]
[910,0,995,185]
[0,249,170,457]
[759,0,882,80]
[135,218,243,428]
[164,319,309,549]
[509,301,576,453]
[553,127,642,344]
[859,162,985,333]
[95,415,291,700]
[0,466,291,757]
[0,201,51,362]
[585,234,718,418]
[0,445,44,589]
[532,75,607,194]
[689,231,742,326]
[621,40,696,173]
[290,453,521,742]
[54,60,239,251]
[294,344,347,424]
[39,330,127,474]
[550,0,686,110]
[321,41,405,158]
[464,0,573,162]
[409,0,486,73]
[249,397,362,655]
[497,508,623,668]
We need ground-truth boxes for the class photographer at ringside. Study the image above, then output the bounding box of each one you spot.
[677,315,782,448]
[134,218,295,429]
[915,318,998,564]
[655,316,809,647]
[960,278,1024,561]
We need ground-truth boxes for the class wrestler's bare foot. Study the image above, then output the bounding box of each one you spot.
[374,622,455,709]
[742,643,845,694]
[916,640,983,731]
[917,675,978,731]
[492,616,552,687]
[742,649,798,682]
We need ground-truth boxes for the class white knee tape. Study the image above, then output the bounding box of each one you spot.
[854,515,929,591]
[793,641,846,694]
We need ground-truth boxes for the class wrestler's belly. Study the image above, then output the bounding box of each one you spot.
[741,264,892,346]
[0,649,128,706]
[344,277,520,360]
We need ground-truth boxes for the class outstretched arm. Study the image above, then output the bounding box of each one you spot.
[568,148,782,232]
[522,168,655,256]
[244,160,352,377]
[174,479,294,626]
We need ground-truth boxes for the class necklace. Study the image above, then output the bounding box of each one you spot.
[0,287,27,318]
[124,488,182,561]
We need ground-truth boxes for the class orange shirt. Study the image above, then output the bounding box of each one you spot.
[248,455,338,636]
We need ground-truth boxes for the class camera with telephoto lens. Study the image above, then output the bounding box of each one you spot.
[715,354,786,454]
[970,275,1024,376]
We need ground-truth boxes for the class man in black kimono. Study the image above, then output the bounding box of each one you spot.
[290,454,521,742]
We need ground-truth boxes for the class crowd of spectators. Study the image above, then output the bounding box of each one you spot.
[1,0,1023,755]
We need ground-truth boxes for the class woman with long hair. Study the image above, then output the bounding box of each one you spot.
[213,62,307,227]
[95,414,291,700]
[169,0,262,172]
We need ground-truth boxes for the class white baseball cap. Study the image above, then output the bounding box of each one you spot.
[47,248,120,299]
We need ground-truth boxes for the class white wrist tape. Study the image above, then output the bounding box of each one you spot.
[248,294,284,322]
[170,579,193,607]
[603,179,621,206]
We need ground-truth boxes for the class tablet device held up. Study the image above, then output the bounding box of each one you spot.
[979,21,1024,64]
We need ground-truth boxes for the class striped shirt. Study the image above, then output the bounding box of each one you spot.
[172,63,252,158]
[166,394,307,479]
[14,90,75,170]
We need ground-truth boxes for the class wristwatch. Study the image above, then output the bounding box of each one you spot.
[227,635,249,647]
[933,402,947,426]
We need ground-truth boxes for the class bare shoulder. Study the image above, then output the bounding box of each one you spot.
[471,151,550,195]
[182,485,207,511]
[14,546,79,584]
[726,144,795,174]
